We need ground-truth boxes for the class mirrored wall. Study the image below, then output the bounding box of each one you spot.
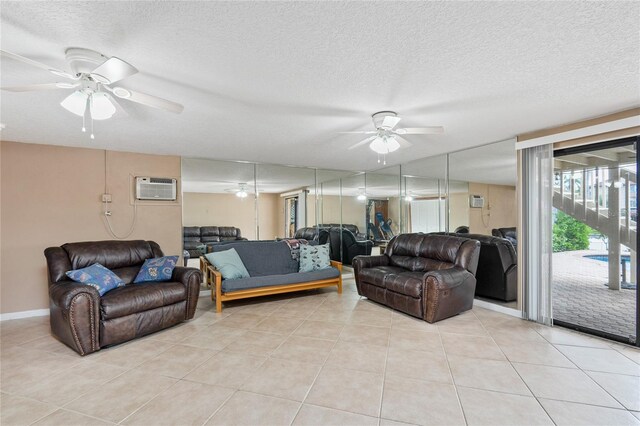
[181,138,518,307]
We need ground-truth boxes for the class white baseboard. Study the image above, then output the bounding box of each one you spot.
[199,289,210,297]
[473,299,522,318]
[0,308,50,322]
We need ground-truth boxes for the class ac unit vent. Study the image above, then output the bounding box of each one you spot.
[469,195,485,208]
[135,176,177,201]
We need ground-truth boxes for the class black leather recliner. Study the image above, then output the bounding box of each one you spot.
[318,224,367,241]
[328,227,374,265]
[432,232,517,302]
[492,227,517,252]
[293,227,330,244]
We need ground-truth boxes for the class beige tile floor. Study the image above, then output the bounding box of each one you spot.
[1,278,639,426]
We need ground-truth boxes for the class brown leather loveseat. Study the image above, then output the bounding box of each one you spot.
[353,233,480,323]
[44,240,202,355]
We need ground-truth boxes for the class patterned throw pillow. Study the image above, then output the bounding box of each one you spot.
[133,256,179,283]
[66,263,125,296]
[299,243,331,272]
[205,248,250,280]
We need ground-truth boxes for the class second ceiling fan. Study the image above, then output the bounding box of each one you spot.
[342,111,444,163]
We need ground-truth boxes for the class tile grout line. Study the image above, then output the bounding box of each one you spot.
[289,294,365,424]
[478,312,563,425]
[375,310,392,425]
[532,326,639,411]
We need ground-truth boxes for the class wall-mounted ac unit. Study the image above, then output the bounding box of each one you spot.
[469,195,485,208]
[135,177,177,201]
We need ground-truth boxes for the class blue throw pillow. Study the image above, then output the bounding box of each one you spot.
[66,263,125,296]
[133,256,178,283]
[299,243,331,272]
[205,248,250,280]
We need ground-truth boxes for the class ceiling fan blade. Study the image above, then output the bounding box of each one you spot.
[348,136,376,150]
[338,131,377,134]
[1,82,78,92]
[381,116,401,129]
[90,57,138,84]
[395,126,444,135]
[1,50,75,79]
[394,135,412,148]
[112,87,184,114]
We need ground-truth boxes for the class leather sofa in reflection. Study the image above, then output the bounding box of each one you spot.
[433,232,517,302]
[492,227,517,252]
[353,234,480,323]
[183,226,247,257]
[44,240,202,355]
[293,227,329,243]
[318,223,367,240]
[328,227,374,266]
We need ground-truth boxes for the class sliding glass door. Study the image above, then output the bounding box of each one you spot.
[552,137,638,345]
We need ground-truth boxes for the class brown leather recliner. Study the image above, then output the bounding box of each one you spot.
[353,234,480,323]
[44,240,202,356]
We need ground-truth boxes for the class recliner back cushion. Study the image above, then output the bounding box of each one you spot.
[200,226,220,243]
[212,241,297,276]
[183,227,200,238]
[62,240,163,271]
[219,227,240,238]
[386,234,468,272]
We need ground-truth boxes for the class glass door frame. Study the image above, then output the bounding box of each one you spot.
[552,136,639,347]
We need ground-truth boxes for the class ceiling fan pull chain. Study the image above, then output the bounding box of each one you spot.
[89,94,95,139]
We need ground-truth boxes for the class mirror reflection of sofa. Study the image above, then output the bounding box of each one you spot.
[328,227,374,265]
[432,232,517,302]
[492,227,517,252]
[183,226,247,257]
[318,224,367,241]
[293,227,329,243]
[293,226,373,266]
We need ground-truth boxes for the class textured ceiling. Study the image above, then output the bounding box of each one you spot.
[1,2,639,172]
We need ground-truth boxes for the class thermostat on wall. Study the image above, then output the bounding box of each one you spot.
[469,195,485,208]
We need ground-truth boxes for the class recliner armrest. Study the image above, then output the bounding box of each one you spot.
[352,254,389,271]
[171,266,203,320]
[50,280,100,311]
[172,266,202,286]
[424,267,474,291]
[423,267,476,323]
[49,281,101,355]
[352,254,389,280]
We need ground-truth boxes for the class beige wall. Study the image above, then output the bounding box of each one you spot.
[449,192,470,231]
[0,141,182,315]
[182,192,279,240]
[468,182,517,235]
[317,195,366,232]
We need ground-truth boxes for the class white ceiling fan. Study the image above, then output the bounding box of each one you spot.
[225,184,250,198]
[1,48,184,138]
[342,111,444,163]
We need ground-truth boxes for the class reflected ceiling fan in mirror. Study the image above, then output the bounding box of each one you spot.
[1,48,184,139]
[225,184,250,198]
[341,111,444,164]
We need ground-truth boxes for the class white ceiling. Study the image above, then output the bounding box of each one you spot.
[1,2,639,172]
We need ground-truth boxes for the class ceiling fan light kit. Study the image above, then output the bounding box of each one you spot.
[1,47,184,140]
[342,110,445,163]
